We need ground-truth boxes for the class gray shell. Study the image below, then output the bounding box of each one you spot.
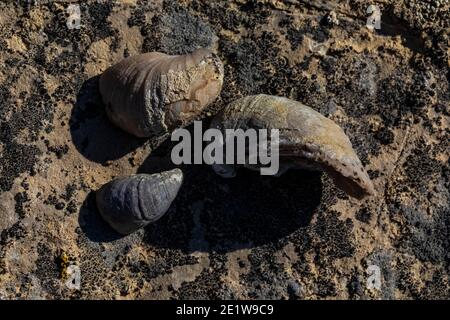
[210,94,375,199]
[99,48,224,138]
[96,169,183,235]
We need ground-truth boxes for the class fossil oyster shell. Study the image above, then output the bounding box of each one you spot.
[99,48,224,138]
[210,94,375,199]
[96,169,183,235]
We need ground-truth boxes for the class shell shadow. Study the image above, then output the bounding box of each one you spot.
[137,151,323,253]
[77,132,322,252]
[78,191,124,243]
[378,8,425,54]
[70,75,147,164]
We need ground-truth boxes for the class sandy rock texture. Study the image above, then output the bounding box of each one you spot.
[0,0,449,299]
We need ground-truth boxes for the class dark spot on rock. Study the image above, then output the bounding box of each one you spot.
[47,144,69,159]
[313,212,355,259]
[0,79,52,192]
[128,156,136,167]
[355,207,372,223]
[375,126,395,145]
[347,273,364,299]
[368,169,381,179]
[176,253,234,299]
[316,278,337,297]
[55,202,65,210]
[240,245,290,299]
[62,184,77,202]
[14,191,30,219]
[0,222,27,245]
[66,201,78,214]
[142,2,216,55]
[20,180,29,190]
[34,243,62,298]
[287,280,302,299]
[403,138,441,193]
[398,206,449,264]
[45,194,65,211]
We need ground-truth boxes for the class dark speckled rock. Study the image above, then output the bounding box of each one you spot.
[0,0,448,299]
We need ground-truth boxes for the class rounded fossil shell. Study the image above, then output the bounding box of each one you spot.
[210,94,375,199]
[96,169,183,235]
[99,48,224,138]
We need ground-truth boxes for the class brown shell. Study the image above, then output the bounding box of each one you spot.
[210,94,375,199]
[99,48,224,138]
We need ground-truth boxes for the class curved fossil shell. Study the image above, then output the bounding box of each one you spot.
[210,94,375,199]
[99,48,224,138]
[96,169,183,235]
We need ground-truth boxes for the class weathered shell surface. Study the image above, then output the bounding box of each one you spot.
[96,169,183,235]
[99,48,224,138]
[210,94,375,199]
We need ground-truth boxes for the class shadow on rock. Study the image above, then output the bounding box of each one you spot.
[378,8,425,54]
[78,191,124,243]
[69,75,147,164]
[138,153,323,253]
[77,132,323,252]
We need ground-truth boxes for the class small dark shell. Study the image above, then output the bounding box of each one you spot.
[96,169,183,235]
[210,94,375,199]
[99,48,224,138]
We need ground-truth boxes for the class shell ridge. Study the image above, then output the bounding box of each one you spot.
[135,175,147,222]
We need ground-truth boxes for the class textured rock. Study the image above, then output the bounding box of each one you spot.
[0,0,448,299]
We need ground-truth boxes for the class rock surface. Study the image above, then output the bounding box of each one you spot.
[0,0,448,299]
